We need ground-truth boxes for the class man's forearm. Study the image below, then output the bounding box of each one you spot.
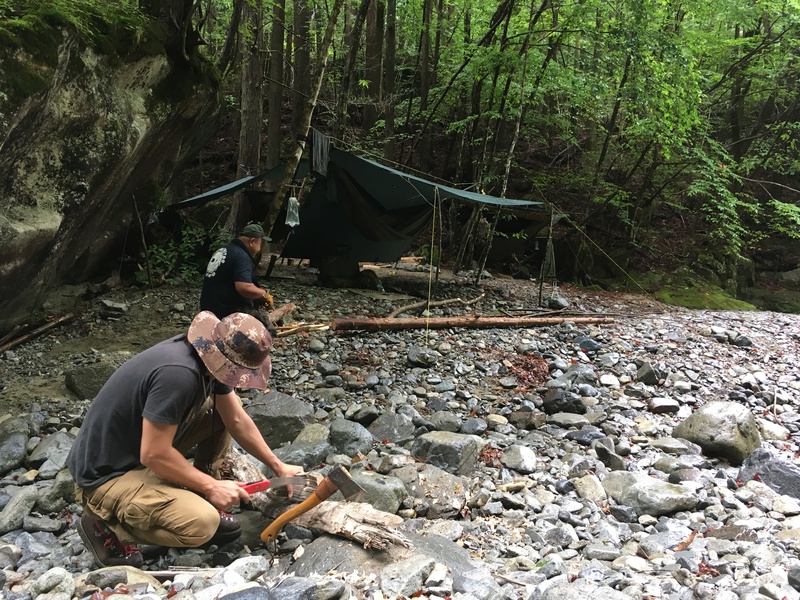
[142,447,218,495]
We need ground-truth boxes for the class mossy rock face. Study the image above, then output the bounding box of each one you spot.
[654,285,756,311]
[739,287,800,314]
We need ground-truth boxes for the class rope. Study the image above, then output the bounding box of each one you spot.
[424,188,440,346]
[548,200,654,299]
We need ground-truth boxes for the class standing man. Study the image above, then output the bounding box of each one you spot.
[67,311,303,568]
[200,223,275,321]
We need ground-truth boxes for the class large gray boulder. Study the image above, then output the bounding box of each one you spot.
[602,471,698,516]
[673,401,761,465]
[410,431,482,476]
[245,390,314,448]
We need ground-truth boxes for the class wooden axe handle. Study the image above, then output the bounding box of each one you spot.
[260,476,339,543]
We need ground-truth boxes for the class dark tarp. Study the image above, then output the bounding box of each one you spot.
[164,134,549,263]
[280,146,547,262]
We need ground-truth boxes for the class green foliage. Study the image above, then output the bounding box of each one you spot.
[767,200,800,239]
[0,0,146,49]
[137,224,214,287]
[686,138,755,257]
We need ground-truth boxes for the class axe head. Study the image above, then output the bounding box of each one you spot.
[328,466,365,501]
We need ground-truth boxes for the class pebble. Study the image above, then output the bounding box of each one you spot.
[0,275,799,600]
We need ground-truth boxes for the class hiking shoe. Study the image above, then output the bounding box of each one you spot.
[209,510,241,545]
[77,513,143,568]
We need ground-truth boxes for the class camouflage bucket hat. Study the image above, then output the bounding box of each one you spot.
[188,311,273,389]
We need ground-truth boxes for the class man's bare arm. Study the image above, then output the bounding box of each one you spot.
[140,418,249,508]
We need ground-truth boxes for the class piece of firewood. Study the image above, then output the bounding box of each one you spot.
[288,501,412,551]
[332,315,615,332]
[223,448,411,551]
[267,302,297,325]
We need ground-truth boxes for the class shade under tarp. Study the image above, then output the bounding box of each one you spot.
[280,146,547,262]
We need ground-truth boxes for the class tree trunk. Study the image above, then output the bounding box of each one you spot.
[334,0,372,139]
[262,0,348,237]
[417,0,433,171]
[226,0,264,234]
[383,0,397,160]
[265,0,286,172]
[363,0,385,132]
[292,0,312,131]
[217,0,245,75]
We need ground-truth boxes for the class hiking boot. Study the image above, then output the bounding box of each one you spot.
[209,510,241,545]
[77,513,143,568]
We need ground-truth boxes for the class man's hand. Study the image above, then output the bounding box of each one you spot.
[253,290,274,310]
[263,291,274,310]
[273,461,304,497]
[205,478,250,510]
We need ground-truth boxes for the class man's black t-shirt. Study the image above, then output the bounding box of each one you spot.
[199,239,258,318]
[66,334,232,489]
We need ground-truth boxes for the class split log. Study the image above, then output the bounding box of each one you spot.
[224,448,411,551]
[288,501,412,551]
[276,323,330,338]
[387,292,485,319]
[331,315,615,332]
[267,302,297,325]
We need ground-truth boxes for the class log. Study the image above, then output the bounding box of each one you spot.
[267,302,297,325]
[0,314,76,354]
[331,315,615,332]
[224,448,411,551]
[288,501,412,551]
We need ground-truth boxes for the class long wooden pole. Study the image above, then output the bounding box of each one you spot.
[331,315,614,332]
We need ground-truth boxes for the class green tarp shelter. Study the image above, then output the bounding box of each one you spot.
[168,133,549,263]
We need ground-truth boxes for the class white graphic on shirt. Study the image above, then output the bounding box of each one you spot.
[205,248,227,278]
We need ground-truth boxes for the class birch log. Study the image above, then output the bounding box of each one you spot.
[225,448,411,550]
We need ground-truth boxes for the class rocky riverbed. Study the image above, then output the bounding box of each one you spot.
[1,264,800,600]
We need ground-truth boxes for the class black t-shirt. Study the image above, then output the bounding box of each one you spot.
[66,334,232,489]
[199,238,258,318]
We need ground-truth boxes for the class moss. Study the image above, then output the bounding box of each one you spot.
[654,285,757,311]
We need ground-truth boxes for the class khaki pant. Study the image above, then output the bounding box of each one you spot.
[75,396,232,547]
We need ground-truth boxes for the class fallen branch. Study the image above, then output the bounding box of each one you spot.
[0,314,76,354]
[276,323,330,338]
[387,292,485,319]
[332,315,615,332]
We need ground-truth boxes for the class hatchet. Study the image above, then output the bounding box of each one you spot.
[260,466,365,543]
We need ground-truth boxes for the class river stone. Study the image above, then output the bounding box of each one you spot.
[0,486,39,534]
[329,418,373,457]
[368,411,416,444]
[380,555,436,597]
[410,431,482,475]
[392,463,467,519]
[64,363,116,400]
[245,391,313,447]
[673,401,761,465]
[349,469,406,514]
[738,448,800,500]
[602,471,698,516]
[0,432,27,476]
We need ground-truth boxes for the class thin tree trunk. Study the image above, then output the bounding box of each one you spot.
[593,53,631,189]
[334,0,372,140]
[383,0,397,160]
[292,0,311,131]
[363,0,384,132]
[265,0,286,172]
[332,315,615,331]
[226,0,264,234]
[417,0,433,170]
[217,0,245,75]
[262,0,348,237]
